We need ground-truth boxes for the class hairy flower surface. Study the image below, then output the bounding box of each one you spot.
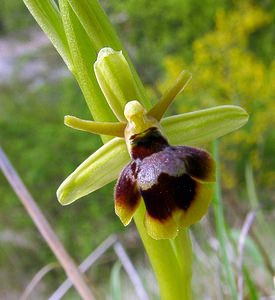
[57,48,248,239]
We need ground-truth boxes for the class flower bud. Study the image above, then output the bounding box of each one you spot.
[94,48,142,121]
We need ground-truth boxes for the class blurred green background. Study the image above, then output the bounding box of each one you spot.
[0,0,274,299]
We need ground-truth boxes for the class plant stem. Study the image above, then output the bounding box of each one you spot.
[171,229,192,299]
[134,203,192,300]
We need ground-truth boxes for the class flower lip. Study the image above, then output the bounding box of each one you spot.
[115,126,216,239]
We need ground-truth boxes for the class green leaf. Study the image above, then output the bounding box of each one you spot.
[212,141,238,299]
[23,0,72,69]
[57,138,129,205]
[59,0,116,129]
[162,105,249,146]
[243,267,259,300]
[110,262,122,300]
[67,0,121,52]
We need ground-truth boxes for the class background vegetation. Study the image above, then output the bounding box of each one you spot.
[0,0,274,299]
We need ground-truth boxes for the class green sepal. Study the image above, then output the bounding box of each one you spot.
[57,138,129,205]
[162,105,249,146]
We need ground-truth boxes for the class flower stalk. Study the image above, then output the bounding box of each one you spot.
[134,203,192,300]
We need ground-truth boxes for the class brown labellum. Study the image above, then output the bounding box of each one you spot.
[115,127,215,239]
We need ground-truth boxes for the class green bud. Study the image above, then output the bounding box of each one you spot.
[94,48,142,121]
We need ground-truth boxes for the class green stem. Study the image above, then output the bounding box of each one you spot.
[134,203,192,300]
[212,140,238,299]
[171,230,192,299]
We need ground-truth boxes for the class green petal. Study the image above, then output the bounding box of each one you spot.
[148,70,192,121]
[57,138,129,205]
[162,105,248,146]
[64,115,125,137]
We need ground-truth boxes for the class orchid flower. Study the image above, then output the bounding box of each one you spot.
[22,1,250,298]
[57,48,248,240]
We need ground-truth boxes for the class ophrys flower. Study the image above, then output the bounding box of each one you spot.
[57,48,248,240]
